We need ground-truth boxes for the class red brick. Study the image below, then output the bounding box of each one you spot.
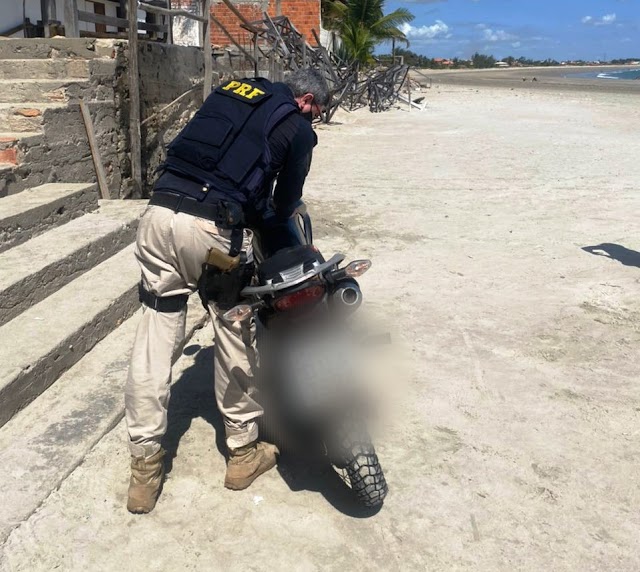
[14,108,42,118]
[208,0,319,47]
[0,148,18,165]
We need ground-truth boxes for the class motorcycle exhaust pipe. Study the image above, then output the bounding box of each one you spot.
[332,280,362,312]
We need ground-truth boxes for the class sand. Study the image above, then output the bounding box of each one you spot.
[1,83,639,571]
[412,65,640,94]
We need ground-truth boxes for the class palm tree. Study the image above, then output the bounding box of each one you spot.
[322,0,414,67]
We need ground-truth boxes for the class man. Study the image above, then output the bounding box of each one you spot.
[125,68,330,514]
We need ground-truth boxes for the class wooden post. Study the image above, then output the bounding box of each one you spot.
[41,0,57,38]
[63,0,79,37]
[128,0,142,198]
[80,101,111,200]
[268,50,274,82]
[203,0,212,100]
[253,33,259,77]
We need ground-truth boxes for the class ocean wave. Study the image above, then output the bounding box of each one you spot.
[567,68,640,81]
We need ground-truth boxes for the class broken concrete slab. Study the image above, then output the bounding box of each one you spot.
[0,183,98,252]
[0,244,141,428]
[0,199,147,326]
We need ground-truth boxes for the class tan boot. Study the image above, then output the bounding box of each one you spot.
[224,441,279,491]
[127,448,165,514]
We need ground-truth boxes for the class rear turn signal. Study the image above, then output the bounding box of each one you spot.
[344,259,372,278]
[274,285,325,311]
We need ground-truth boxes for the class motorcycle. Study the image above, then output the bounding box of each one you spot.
[222,202,388,508]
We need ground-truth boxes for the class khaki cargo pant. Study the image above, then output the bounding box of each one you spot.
[125,204,261,458]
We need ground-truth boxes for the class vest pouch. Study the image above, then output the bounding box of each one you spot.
[179,115,234,170]
[216,132,263,185]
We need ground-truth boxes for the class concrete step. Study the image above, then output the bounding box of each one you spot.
[1,78,92,103]
[0,183,98,253]
[0,58,90,80]
[0,244,141,429]
[0,297,208,544]
[0,38,114,60]
[0,102,67,132]
[0,199,147,327]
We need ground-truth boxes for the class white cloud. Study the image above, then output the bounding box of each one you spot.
[511,41,521,48]
[581,13,617,26]
[482,28,518,42]
[400,20,450,39]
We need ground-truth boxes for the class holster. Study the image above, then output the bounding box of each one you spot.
[198,248,255,310]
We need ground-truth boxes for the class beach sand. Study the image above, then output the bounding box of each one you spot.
[1,85,639,570]
[412,65,640,94]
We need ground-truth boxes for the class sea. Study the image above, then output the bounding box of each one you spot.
[566,68,640,81]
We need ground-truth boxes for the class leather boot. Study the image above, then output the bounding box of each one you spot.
[127,448,165,514]
[224,441,279,490]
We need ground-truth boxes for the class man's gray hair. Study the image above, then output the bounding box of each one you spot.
[284,68,331,107]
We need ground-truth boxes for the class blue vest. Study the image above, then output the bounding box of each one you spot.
[161,77,298,210]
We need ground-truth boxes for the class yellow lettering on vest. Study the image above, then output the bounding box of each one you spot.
[245,87,266,100]
[233,83,253,97]
[222,81,241,91]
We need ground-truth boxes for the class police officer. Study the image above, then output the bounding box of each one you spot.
[125,68,330,514]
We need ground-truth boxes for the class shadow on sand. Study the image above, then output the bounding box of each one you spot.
[582,243,640,268]
[162,343,382,518]
[162,345,226,473]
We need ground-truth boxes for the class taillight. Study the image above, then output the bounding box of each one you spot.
[274,285,325,311]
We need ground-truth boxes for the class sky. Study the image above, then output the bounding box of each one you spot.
[382,0,640,61]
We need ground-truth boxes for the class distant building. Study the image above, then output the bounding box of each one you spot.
[433,57,453,67]
[494,61,509,68]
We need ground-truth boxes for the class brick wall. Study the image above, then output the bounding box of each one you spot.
[171,0,320,49]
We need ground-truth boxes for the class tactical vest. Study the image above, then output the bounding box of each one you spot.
[161,77,299,210]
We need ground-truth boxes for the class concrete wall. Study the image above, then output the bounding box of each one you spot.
[111,40,208,196]
[135,42,208,193]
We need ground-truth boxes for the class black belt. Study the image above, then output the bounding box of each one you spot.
[138,283,189,313]
[149,190,244,228]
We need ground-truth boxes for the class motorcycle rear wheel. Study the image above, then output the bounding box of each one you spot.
[345,451,387,507]
[332,433,388,508]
